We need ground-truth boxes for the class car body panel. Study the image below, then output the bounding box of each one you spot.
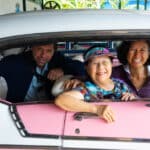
[1,9,150,149]
[1,99,150,150]
[63,101,150,139]
[0,100,62,149]
[13,103,66,135]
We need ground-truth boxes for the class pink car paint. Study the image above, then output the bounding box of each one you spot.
[64,101,150,139]
[1,99,150,149]
[16,103,66,135]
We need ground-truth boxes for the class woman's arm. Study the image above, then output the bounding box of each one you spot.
[55,91,97,113]
[55,91,115,123]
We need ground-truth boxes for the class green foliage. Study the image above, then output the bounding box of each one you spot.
[44,0,101,9]
[108,0,129,9]
[31,0,144,10]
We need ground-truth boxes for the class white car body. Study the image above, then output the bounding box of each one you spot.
[1,9,150,41]
[0,9,150,150]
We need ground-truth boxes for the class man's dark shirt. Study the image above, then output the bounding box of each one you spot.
[0,51,84,102]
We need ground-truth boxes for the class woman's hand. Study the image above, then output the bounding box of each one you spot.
[96,105,115,123]
[121,92,135,101]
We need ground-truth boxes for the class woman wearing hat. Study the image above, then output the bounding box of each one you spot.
[55,46,135,123]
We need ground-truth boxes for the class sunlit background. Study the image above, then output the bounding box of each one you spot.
[0,0,150,15]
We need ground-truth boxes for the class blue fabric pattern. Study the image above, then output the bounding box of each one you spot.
[75,78,131,102]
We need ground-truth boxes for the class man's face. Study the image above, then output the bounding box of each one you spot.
[32,44,55,68]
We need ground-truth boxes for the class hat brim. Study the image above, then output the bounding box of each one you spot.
[87,53,115,61]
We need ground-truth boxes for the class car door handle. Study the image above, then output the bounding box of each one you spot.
[73,112,98,121]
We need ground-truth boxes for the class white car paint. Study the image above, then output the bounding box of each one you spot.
[1,9,150,150]
[0,9,150,39]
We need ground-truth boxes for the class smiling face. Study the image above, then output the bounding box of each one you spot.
[32,44,55,68]
[127,40,150,68]
[86,56,112,85]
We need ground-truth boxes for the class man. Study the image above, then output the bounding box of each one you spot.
[0,43,84,103]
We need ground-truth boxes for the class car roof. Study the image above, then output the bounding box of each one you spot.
[0,9,150,50]
[1,9,150,38]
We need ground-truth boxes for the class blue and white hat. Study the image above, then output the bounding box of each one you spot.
[84,47,114,62]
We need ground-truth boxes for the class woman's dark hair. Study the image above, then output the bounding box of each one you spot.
[117,40,150,65]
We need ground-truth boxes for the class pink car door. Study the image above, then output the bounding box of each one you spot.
[0,100,66,149]
[14,103,65,136]
[63,101,150,149]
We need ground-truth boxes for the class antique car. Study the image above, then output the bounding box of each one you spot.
[0,9,150,150]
